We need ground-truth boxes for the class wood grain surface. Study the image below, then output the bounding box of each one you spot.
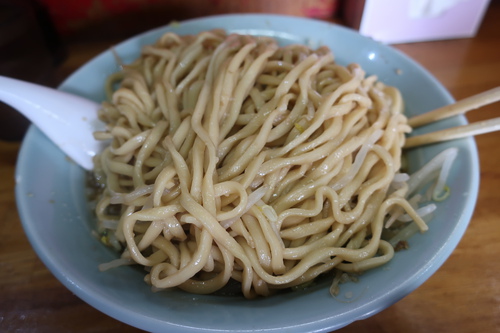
[1,1,499,332]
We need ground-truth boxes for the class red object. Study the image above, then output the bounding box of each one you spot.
[39,0,162,34]
[39,0,339,35]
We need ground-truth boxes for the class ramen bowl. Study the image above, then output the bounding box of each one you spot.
[15,14,479,332]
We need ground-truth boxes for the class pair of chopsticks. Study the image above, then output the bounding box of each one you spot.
[403,87,500,148]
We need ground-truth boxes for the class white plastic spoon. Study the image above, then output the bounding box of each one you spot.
[0,75,106,170]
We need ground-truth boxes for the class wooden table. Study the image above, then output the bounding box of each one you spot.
[1,2,499,332]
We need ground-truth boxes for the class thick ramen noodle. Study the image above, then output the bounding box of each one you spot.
[91,30,432,298]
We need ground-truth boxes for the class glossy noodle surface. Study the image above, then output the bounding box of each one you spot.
[92,30,423,298]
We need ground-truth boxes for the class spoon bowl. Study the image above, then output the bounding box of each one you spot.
[0,75,105,170]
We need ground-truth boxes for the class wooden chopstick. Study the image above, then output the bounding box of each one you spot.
[408,86,500,128]
[404,87,500,148]
[404,117,500,148]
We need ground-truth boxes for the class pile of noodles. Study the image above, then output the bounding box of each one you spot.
[91,30,433,298]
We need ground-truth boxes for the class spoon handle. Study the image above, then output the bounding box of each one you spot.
[0,75,105,170]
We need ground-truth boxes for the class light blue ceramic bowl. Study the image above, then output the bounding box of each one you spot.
[15,14,479,332]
